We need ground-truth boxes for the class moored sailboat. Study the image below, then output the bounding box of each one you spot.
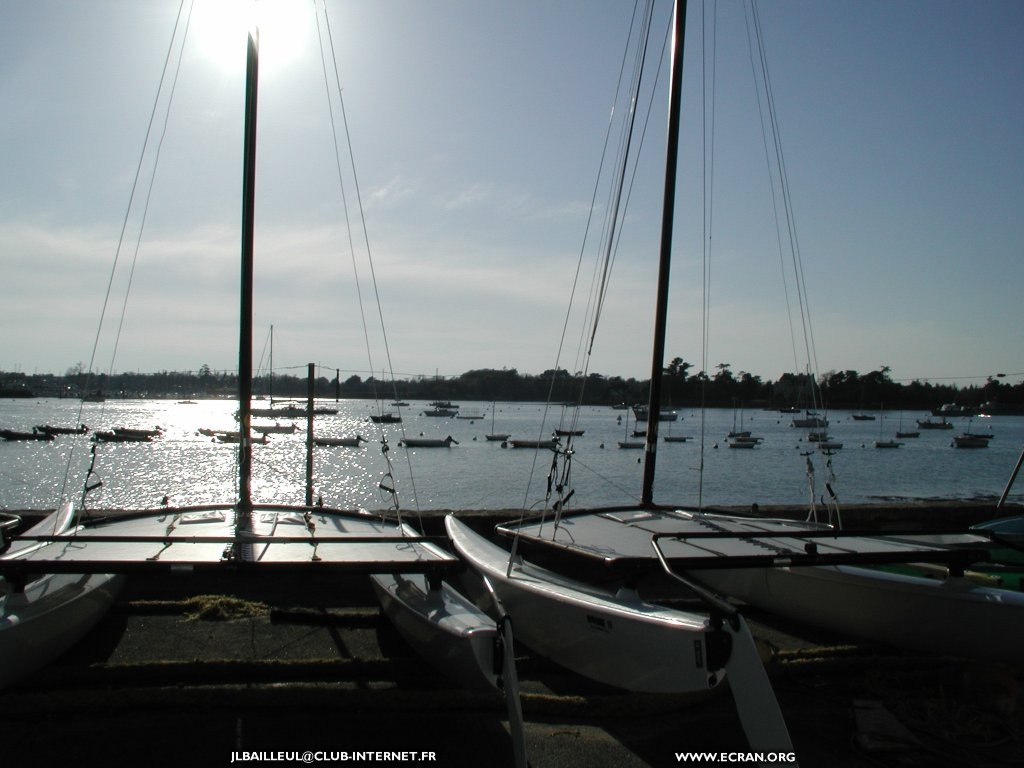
[313,434,366,447]
[484,402,510,442]
[400,435,458,448]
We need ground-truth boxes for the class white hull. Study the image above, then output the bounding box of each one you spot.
[446,515,719,694]
[500,508,1024,664]
[0,571,123,688]
[370,520,499,693]
[1,504,124,688]
[372,522,528,765]
[695,561,1024,664]
[371,572,498,693]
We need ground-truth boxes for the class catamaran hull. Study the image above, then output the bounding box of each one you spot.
[371,572,499,693]
[0,571,123,688]
[446,516,720,694]
[694,563,1024,664]
[500,508,1024,664]
[1,503,125,688]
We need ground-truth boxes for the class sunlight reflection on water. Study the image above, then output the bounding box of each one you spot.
[1,397,1021,512]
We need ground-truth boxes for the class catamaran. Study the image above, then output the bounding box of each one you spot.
[441,0,796,756]
[0,15,459,690]
[494,0,1024,672]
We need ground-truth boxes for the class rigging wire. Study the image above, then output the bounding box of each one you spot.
[742,0,838,517]
[697,0,718,509]
[63,0,194,518]
[745,0,822,405]
[315,0,421,527]
[515,0,660,522]
[513,0,642,513]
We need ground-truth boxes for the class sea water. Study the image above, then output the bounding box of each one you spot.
[1,397,1021,513]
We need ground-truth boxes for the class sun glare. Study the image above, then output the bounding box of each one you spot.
[191,0,312,74]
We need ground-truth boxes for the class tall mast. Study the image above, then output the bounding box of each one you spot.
[641,0,687,507]
[238,26,259,516]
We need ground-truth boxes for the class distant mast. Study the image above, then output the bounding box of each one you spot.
[641,0,687,507]
[238,26,259,516]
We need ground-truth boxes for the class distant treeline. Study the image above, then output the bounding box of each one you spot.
[3,361,1022,413]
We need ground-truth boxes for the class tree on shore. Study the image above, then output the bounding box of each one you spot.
[4,362,1022,413]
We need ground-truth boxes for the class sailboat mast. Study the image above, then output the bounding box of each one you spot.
[641,0,687,507]
[238,26,259,515]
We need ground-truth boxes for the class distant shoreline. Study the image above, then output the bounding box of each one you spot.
[4,364,1024,414]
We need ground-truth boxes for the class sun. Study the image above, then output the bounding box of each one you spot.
[190,0,313,74]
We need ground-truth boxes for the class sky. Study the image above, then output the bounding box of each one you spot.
[1,0,1022,389]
